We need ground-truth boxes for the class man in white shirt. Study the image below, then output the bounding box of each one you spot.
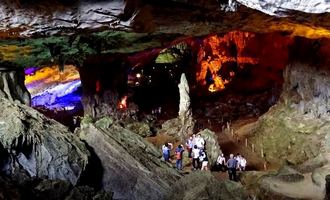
[185,137,193,158]
[235,153,242,171]
[216,153,226,172]
[191,145,201,170]
[240,156,247,171]
[196,134,205,149]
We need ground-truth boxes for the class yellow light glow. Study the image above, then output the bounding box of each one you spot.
[269,22,330,39]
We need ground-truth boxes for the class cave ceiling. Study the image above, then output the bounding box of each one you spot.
[0,0,329,68]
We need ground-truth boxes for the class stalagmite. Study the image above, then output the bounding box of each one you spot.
[178,73,194,139]
[0,66,31,105]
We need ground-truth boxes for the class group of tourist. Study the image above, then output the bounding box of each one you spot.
[162,134,209,171]
[162,134,247,181]
[216,153,247,181]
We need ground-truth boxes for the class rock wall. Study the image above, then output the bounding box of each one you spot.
[78,117,181,200]
[0,97,89,185]
[224,0,330,16]
[168,172,247,200]
[283,63,330,119]
[248,62,330,167]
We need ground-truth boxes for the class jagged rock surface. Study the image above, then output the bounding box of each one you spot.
[248,62,330,166]
[168,171,248,200]
[0,0,132,37]
[160,118,181,137]
[233,0,330,16]
[0,97,89,185]
[0,67,30,105]
[126,122,152,137]
[78,117,181,200]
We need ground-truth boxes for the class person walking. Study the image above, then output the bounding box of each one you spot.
[191,145,200,170]
[162,143,170,162]
[227,154,237,181]
[175,145,184,170]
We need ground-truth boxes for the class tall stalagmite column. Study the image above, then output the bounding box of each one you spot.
[0,66,30,105]
[178,73,194,139]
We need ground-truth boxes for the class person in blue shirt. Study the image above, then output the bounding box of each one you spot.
[227,153,237,181]
[162,143,170,162]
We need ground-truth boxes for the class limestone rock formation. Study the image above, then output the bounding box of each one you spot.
[78,117,181,200]
[276,166,304,182]
[0,97,89,185]
[241,168,324,199]
[247,62,330,166]
[0,66,30,105]
[197,129,222,166]
[160,118,181,137]
[126,122,152,137]
[178,73,194,139]
[312,165,330,187]
[223,0,330,16]
[168,171,248,200]
[0,0,133,37]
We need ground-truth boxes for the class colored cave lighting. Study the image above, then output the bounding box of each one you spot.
[118,96,128,110]
[197,31,258,92]
[25,65,82,110]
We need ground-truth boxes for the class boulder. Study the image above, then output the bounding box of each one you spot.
[78,117,181,200]
[312,165,330,187]
[65,186,113,200]
[197,129,222,166]
[275,166,304,183]
[160,118,181,137]
[33,179,71,200]
[126,122,152,137]
[168,171,248,200]
[0,97,89,185]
